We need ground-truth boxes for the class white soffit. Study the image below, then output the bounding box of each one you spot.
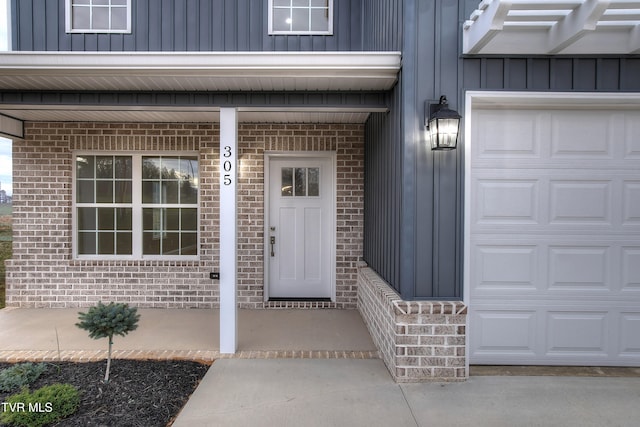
[0,105,379,125]
[0,51,401,91]
[463,0,640,54]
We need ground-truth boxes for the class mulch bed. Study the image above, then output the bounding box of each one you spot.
[0,359,210,426]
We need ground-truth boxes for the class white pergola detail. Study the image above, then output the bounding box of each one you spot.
[464,0,640,54]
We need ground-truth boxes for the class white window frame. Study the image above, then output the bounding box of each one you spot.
[72,151,200,261]
[4,0,11,51]
[65,0,132,34]
[268,0,333,35]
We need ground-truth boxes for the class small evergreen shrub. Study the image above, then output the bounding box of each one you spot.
[76,301,140,383]
[0,363,47,393]
[0,383,80,427]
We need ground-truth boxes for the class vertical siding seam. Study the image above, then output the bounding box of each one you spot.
[503,58,510,89]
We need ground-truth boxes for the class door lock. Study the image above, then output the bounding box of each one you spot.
[270,236,276,257]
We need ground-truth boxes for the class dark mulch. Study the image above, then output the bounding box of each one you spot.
[0,359,210,427]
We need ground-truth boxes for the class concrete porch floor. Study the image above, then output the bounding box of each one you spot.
[0,308,378,362]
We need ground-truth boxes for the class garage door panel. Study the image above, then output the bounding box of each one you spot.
[548,246,609,290]
[620,313,640,355]
[471,305,639,365]
[475,180,539,224]
[474,110,541,158]
[473,110,640,161]
[471,310,537,356]
[622,248,640,291]
[623,182,640,224]
[472,240,637,297]
[550,111,615,159]
[474,245,538,291]
[624,113,640,158]
[472,173,637,233]
[549,181,612,225]
[545,311,609,356]
[469,105,640,366]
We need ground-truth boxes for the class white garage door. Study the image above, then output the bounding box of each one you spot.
[468,102,640,366]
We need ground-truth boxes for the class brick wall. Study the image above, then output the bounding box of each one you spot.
[6,122,364,308]
[237,123,365,308]
[357,264,468,382]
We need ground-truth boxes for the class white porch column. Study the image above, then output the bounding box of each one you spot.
[219,108,238,354]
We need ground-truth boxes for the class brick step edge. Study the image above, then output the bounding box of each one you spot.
[0,349,380,363]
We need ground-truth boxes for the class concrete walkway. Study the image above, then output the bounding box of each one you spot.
[0,307,378,361]
[174,358,640,427]
[2,308,639,426]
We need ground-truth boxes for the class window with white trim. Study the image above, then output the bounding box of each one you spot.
[269,0,333,35]
[66,0,131,33]
[74,154,199,259]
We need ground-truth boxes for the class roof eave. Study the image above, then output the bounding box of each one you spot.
[0,51,402,92]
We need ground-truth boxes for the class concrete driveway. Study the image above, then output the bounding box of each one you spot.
[173,358,640,427]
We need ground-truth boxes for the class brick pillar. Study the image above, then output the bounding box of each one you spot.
[357,264,468,382]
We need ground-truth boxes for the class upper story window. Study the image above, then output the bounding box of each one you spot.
[269,0,333,35]
[66,0,132,33]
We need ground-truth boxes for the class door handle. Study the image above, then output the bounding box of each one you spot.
[270,236,276,257]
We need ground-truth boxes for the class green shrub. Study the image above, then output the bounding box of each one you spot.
[0,363,47,393]
[0,383,80,427]
[76,302,140,383]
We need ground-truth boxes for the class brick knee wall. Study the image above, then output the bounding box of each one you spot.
[6,122,364,308]
[357,264,468,382]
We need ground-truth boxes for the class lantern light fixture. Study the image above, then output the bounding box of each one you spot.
[425,95,461,151]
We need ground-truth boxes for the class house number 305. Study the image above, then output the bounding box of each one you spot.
[223,145,233,186]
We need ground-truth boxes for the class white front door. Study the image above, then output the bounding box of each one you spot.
[267,155,335,299]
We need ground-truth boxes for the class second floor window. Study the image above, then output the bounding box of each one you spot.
[269,0,333,35]
[66,0,131,33]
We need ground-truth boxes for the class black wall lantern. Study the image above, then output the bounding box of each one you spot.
[425,96,461,150]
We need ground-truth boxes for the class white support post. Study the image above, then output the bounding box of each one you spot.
[219,108,238,354]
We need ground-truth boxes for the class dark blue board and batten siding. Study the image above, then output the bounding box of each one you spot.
[364,0,463,301]
[11,0,365,51]
[363,0,402,293]
[365,0,640,302]
[463,57,640,91]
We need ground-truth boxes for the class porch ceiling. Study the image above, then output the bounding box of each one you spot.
[464,0,640,54]
[0,105,376,126]
[0,51,397,135]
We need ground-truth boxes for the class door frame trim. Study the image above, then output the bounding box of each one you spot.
[263,151,337,302]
